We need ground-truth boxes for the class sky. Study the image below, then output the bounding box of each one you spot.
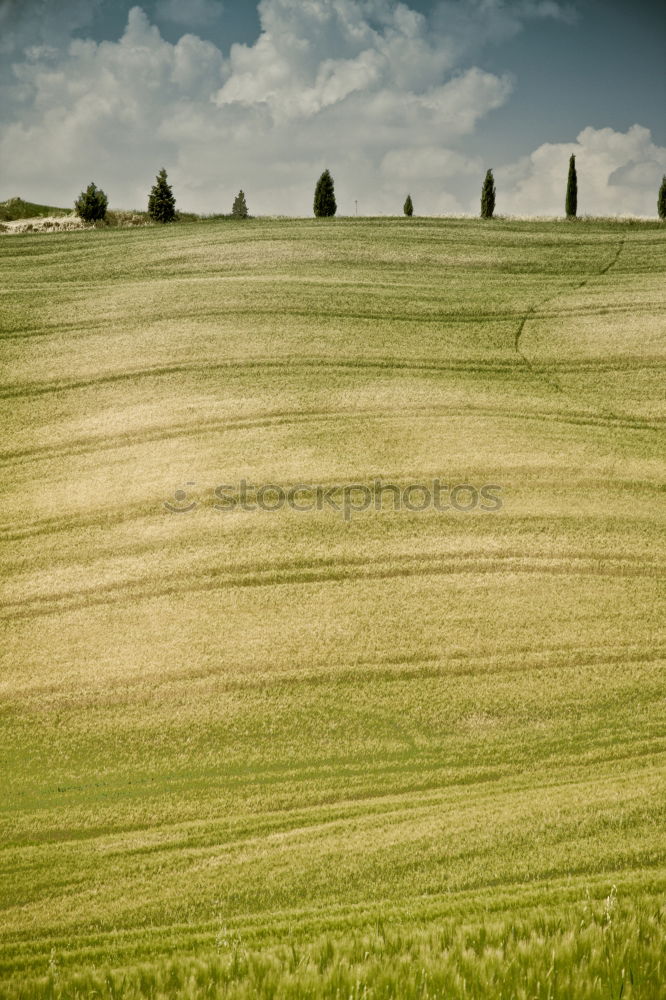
[0,0,664,216]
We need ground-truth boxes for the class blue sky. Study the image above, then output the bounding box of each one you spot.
[0,0,664,215]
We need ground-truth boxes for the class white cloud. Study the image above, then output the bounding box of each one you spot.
[496,125,666,217]
[1,1,659,218]
[212,0,459,121]
[0,1,517,213]
[0,7,228,208]
[381,146,481,180]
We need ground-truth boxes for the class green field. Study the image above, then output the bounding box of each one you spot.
[1,217,665,999]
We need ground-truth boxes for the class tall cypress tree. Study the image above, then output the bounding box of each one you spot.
[565,154,577,218]
[658,175,666,220]
[480,169,495,219]
[313,170,337,217]
[148,168,176,223]
[403,194,414,217]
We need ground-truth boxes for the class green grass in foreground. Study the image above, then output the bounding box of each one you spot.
[2,893,664,999]
[0,217,664,998]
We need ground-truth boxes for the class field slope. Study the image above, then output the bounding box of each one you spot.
[0,198,70,222]
[1,217,665,999]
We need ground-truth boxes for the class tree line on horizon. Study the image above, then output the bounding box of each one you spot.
[74,170,249,224]
[74,162,666,224]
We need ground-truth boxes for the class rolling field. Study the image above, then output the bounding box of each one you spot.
[1,216,665,998]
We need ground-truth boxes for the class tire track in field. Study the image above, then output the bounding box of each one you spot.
[0,307,523,344]
[2,539,658,590]
[10,642,663,704]
[2,865,663,977]
[0,358,521,401]
[2,550,662,621]
[4,297,666,346]
[1,864,663,972]
[514,237,626,392]
[0,400,659,469]
[0,503,660,546]
[1,352,665,401]
[597,238,627,275]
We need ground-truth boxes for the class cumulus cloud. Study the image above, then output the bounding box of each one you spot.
[0,0,660,217]
[0,7,228,208]
[213,0,458,120]
[381,146,481,181]
[0,0,518,213]
[496,125,666,217]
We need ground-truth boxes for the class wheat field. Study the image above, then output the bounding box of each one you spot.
[1,217,665,998]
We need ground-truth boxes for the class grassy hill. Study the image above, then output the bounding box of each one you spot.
[0,217,664,999]
[0,197,214,229]
[0,197,71,222]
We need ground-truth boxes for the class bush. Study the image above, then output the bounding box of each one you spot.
[313,169,337,217]
[105,210,150,228]
[403,194,413,217]
[148,168,176,223]
[480,169,495,219]
[74,182,108,223]
[232,190,249,218]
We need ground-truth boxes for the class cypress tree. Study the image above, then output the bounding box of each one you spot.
[480,169,495,219]
[658,175,666,220]
[403,194,414,217]
[148,168,176,223]
[565,154,577,218]
[232,190,249,218]
[313,169,337,217]
[74,182,108,223]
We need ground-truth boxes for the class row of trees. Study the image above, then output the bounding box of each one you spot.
[318,164,666,220]
[433,158,663,221]
[481,155,577,220]
[76,164,666,224]
[75,169,249,223]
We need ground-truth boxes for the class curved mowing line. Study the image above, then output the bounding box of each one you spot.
[2,544,658,588]
[0,403,660,468]
[598,238,627,275]
[534,303,666,320]
[0,308,523,344]
[2,551,663,621]
[0,358,522,401]
[2,353,666,402]
[11,641,663,698]
[13,644,662,706]
[5,296,665,345]
[514,238,627,392]
[2,869,664,969]
[549,359,666,373]
[1,503,662,547]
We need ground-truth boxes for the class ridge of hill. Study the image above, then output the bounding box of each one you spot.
[0,196,71,222]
